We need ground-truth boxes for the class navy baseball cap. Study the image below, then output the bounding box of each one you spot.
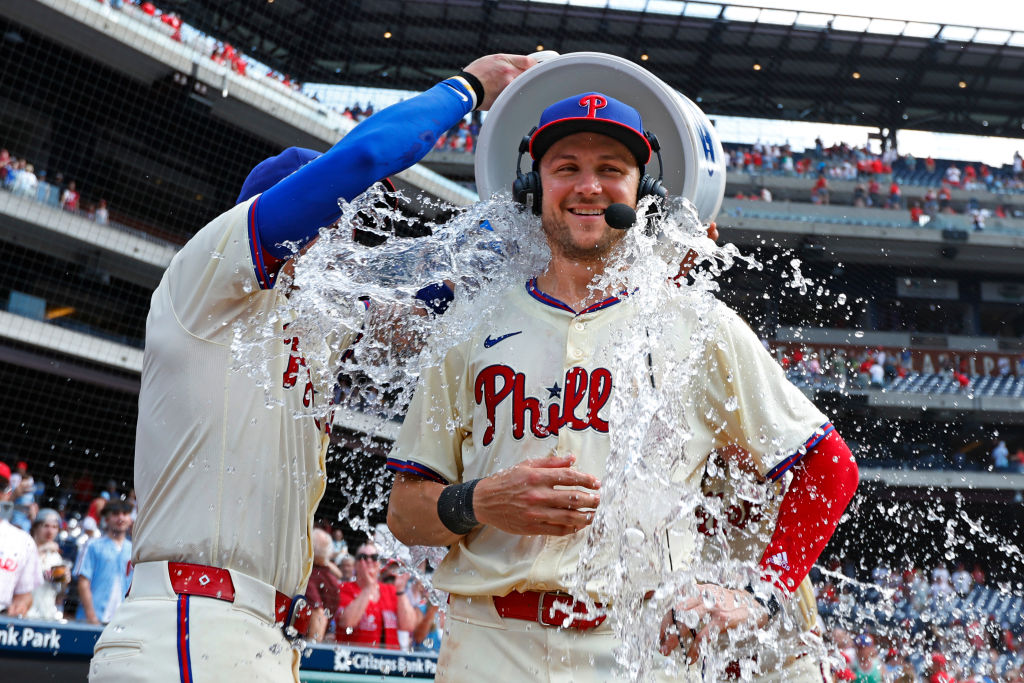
[236,147,322,204]
[529,92,652,166]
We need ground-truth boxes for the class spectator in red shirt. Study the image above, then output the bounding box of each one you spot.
[928,653,955,683]
[61,180,80,212]
[812,174,829,204]
[888,181,902,209]
[868,178,880,206]
[335,542,418,649]
[160,12,182,42]
[938,184,952,212]
[305,528,343,642]
[230,52,247,76]
[909,201,924,225]
[963,164,977,189]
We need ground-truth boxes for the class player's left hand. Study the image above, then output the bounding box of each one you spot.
[657,584,765,662]
[672,222,718,282]
[462,54,537,111]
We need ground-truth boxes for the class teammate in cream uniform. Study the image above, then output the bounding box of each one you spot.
[387,92,859,680]
[88,54,535,683]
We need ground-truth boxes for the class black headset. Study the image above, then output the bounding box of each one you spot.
[512,127,667,215]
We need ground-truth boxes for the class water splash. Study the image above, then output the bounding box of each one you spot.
[230,186,550,425]
[226,187,1023,680]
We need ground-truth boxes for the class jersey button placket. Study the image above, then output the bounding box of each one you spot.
[567,315,587,365]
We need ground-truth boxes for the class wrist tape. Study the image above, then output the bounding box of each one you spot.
[744,583,782,621]
[456,71,485,110]
[437,478,481,535]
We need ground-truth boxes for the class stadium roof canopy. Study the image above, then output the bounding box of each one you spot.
[163,0,1024,141]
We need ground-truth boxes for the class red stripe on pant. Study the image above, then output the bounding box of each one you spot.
[177,595,194,683]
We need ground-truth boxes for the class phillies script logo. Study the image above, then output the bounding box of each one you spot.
[474,365,612,446]
[282,325,329,433]
[579,94,607,118]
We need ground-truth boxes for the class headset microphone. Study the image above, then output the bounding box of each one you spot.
[605,203,637,230]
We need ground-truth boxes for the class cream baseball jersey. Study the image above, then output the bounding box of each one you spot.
[387,279,830,598]
[133,197,347,596]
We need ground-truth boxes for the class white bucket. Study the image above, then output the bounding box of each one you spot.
[474,52,727,224]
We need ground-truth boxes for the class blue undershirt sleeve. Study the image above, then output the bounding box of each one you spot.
[254,78,475,261]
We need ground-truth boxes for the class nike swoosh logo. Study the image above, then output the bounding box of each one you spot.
[443,81,469,103]
[484,331,522,348]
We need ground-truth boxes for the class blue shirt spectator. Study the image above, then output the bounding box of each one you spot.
[75,500,133,624]
[992,440,1010,470]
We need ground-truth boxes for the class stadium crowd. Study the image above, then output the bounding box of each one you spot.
[4,456,1023,680]
[778,343,1024,394]
[820,557,1024,682]
[0,148,111,224]
[725,139,1024,230]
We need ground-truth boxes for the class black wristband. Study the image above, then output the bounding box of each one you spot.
[437,478,481,535]
[744,584,781,621]
[456,71,485,110]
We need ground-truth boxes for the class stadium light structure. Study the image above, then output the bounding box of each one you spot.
[515,0,1023,44]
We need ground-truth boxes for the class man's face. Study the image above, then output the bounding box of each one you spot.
[354,544,380,583]
[537,132,640,264]
[105,509,132,534]
[340,557,355,579]
[37,518,59,543]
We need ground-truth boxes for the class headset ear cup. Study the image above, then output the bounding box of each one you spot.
[512,171,543,215]
[638,174,667,201]
[638,174,666,236]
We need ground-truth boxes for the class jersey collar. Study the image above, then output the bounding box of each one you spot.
[525,277,624,315]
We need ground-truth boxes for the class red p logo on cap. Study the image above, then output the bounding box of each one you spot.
[579,94,607,118]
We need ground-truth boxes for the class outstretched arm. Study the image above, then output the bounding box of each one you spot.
[252,54,535,273]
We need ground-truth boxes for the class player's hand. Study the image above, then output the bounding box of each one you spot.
[463,54,537,111]
[657,584,765,662]
[473,454,601,536]
[672,222,717,282]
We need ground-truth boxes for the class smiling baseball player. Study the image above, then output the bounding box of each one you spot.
[87,54,535,683]
[386,91,859,680]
